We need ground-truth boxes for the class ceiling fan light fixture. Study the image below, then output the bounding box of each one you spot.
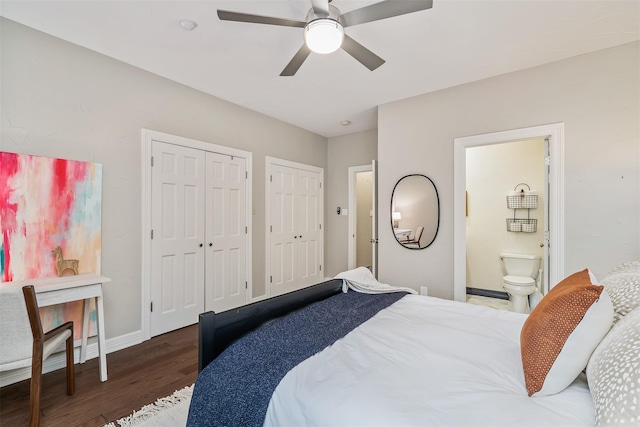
[304,18,344,54]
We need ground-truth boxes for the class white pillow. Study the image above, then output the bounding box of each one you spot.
[536,289,613,395]
[602,261,640,323]
[587,306,640,426]
[521,269,614,396]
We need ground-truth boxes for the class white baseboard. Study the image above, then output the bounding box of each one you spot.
[0,330,143,388]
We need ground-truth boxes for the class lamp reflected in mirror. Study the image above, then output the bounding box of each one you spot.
[391,174,440,250]
[392,211,402,228]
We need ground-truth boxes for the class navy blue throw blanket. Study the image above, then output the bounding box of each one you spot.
[187,290,407,427]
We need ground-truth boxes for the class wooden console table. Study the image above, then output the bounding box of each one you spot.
[1,274,110,381]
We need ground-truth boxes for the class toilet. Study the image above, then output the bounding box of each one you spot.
[500,253,541,314]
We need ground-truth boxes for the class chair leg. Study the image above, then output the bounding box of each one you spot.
[66,334,75,395]
[29,353,43,427]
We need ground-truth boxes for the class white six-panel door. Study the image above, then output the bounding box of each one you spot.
[205,152,248,313]
[149,138,249,337]
[296,169,322,287]
[270,164,298,296]
[151,142,205,336]
[268,159,323,297]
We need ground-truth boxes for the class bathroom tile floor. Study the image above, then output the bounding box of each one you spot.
[466,295,511,311]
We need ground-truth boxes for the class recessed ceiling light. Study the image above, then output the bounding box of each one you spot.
[340,120,352,126]
[179,19,198,31]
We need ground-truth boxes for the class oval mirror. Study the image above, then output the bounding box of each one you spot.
[391,174,440,249]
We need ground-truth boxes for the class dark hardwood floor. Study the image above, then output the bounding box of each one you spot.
[0,324,198,426]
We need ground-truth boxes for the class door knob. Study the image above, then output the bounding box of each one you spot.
[209,243,213,247]
[540,243,544,248]
[199,243,203,247]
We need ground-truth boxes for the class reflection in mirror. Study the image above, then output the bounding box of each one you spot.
[391,174,440,249]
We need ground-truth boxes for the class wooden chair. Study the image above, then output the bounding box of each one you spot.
[0,286,75,426]
[404,226,424,248]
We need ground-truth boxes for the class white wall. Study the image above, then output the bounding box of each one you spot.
[0,18,327,339]
[466,139,545,292]
[326,130,377,276]
[378,41,640,298]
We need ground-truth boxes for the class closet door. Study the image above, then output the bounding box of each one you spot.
[270,164,298,296]
[150,141,205,336]
[296,169,322,287]
[205,153,248,313]
[268,158,323,297]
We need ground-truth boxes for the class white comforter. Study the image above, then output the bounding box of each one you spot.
[264,295,595,426]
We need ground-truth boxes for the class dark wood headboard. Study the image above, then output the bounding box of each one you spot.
[198,279,344,372]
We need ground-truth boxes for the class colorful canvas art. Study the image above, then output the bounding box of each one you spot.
[0,151,102,337]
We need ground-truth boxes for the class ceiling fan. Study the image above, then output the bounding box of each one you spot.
[217,0,433,76]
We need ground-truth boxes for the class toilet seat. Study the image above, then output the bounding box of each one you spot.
[503,275,535,287]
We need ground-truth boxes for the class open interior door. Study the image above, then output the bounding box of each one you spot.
[371,160,378,278]
[543,138,551,293]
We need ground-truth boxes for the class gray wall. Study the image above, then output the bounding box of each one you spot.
[0,18,327,339]
[3,16,638,341]
[326,130,378,277]
[378,41,640,298]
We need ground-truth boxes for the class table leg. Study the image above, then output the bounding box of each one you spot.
[96,294,108,381]
[80,298,90,363]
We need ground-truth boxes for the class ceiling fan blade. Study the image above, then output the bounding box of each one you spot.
[341,35,385,71]
[280,44,312,76]
[217,10,306,28]
[310,0,330,17]
[339,0,433,28]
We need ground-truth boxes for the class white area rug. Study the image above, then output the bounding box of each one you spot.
[104,385,193,427]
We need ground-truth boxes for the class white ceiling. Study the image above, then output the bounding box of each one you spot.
[2,0,639,138]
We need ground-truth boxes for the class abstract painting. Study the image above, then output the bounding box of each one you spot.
[0,151,102,337]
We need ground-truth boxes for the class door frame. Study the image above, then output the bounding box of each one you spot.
[141,129,253,341]
[265,156,324,298]
[348,164,373,270]
[453,123,565,302]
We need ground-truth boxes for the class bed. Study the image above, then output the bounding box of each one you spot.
[187,264,640,427]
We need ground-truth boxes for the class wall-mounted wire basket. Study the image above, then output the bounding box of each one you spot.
[506,183,538,209]
[506,194,538,209]
[506,218,537,233]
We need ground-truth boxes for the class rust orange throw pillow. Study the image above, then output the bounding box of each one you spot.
[520,269,613,396]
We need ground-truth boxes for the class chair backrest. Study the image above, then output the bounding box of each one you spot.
[23,286,45,342]
[0,287,34,370]
[414,226,424,242]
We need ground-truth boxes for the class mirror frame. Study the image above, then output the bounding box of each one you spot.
[390,174,440,250]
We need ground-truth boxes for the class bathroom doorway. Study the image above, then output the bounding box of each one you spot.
[465,139,545,309]
[453,123,565,306]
